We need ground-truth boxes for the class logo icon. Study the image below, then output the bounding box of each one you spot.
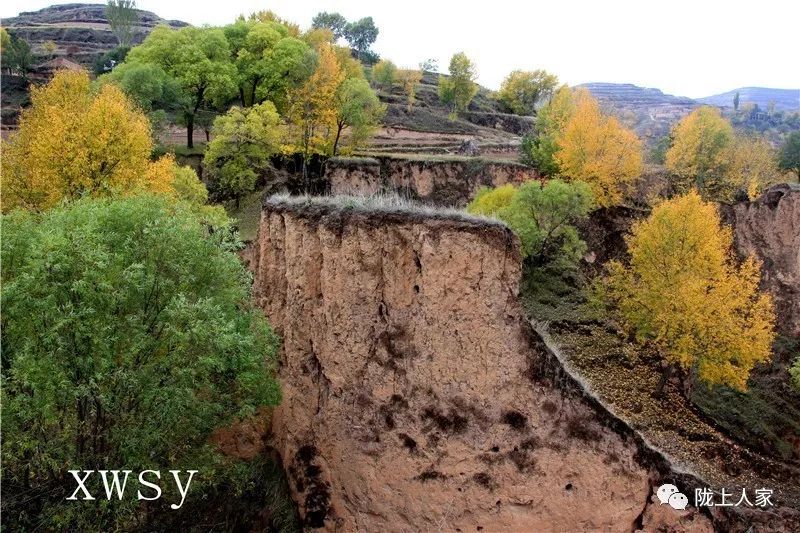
[656,483,689,510]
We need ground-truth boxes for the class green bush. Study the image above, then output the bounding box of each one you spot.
[204,101,283,206]
[791,357,800,391]
[1,195,281,530]
[467,179,593,267]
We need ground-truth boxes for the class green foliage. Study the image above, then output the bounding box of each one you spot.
[223,19,313,109]
[311,11,348,40]
[371,59,397,89]
[791,358,800,390]
[344,17,379,61]
[439,52,478,114]
[778,131,800,180]
[1,28,33,76]
[92,44,130,75]
[334,77,385,155]
[101,61,182,112]
[649,134,672,164]
[1,195,281,530]
[733,91,740,111]
[467,180,593,267]
[498,69,558,115]
[172,164,208,204]
[466,184,517,216]
[520,131,560,176]
[204,101,283,204]
[105,0,139,47]
[122,25,238,147]
[519,86,574,175]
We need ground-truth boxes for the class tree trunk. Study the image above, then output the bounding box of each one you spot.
[186,113,194,149]
[332,123,344,156]
[653,364,674,398]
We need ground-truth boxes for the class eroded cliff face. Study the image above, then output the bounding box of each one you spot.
[722,184,800,337]
[326,156,538,207]
[249,198,712,531]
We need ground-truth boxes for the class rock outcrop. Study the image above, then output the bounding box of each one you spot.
[325,155,538,207]
[722,184,800,336]
[248,196,716,531]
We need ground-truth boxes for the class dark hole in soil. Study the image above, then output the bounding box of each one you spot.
[502,410,528,430]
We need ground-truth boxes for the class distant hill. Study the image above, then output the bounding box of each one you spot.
[3,3,188,66]
[576,83,699,145]
[697,87,800,112]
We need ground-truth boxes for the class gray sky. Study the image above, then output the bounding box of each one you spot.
[3,0,799,98]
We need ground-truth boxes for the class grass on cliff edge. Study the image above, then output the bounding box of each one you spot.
[227,190,510,242]
[267,192,509,226]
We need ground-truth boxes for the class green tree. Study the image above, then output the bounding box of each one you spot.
[371,59,397,89]
[203,101,284,206]
[498,69,559,115]
[92,44,130,74]
[1,195,280,530]
[122,26,237,147]
[1,28,33,76]
[438,52,478,114]
[733,91,740,111]
[101,60,182,111]
[467,179,593,267]
[311,11,348,40]
[344,17,379,62]
[333,77,385,155]
[223,19,312,108]
[105,0,139,47]
[778,131,800,180]
[520,85,575,175]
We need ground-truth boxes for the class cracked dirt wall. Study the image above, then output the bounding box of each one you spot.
[326,156,538,207]
[247,197,719,531]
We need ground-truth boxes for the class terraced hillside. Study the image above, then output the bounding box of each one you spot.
[577,82,699,145]
[3,3,187,65]
[364,71,533,160]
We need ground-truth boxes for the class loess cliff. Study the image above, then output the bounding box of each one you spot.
[722,184,800,337]
[325,156,538,207]
[247,196,718,531]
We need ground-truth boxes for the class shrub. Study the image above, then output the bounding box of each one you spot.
[1,195,281,530]
[371,59,397,89]
[204,101,283,206]
[791,358,800,391]
[467,184,517,215]
[467,179,593,267]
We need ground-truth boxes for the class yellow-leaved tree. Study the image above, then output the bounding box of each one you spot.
[600,190,775,394]
[2,70,189,211]
[665,106,735,200]
[284,43,344,181]
[555,89,643,207]
[728,134,782,199]
[665,107,781,201]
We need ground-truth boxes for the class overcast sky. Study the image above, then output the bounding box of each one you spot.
[3,0,799,98]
